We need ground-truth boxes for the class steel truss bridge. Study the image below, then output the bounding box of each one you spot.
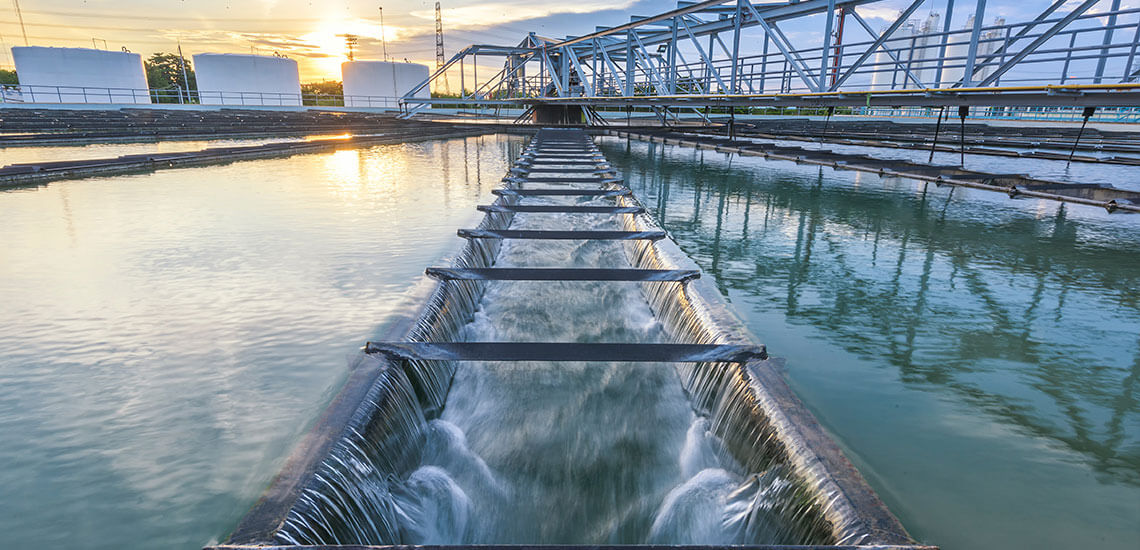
[398,0,1140,119]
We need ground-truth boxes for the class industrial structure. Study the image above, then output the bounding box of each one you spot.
[11,46,149,104]
[341,61,430,108]
[193,53,303,106]
[2,0,1137,118]
[397,0,1140,119]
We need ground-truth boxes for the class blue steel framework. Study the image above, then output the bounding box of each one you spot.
[399,0,1140,117]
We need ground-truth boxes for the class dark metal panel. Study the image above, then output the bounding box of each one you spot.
[477,204,645,213]
[493,188,630,197]
[458,229,666,240]
[364,342,768,362]
[424,267,699,281]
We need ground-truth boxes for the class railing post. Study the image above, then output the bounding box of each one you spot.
[1060,31,1076,83]
[760,34,769,93]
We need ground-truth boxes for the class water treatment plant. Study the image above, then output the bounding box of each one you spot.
[0,1,1138,550]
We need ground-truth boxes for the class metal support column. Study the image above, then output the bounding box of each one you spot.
[819,0,837,91]
[961,0,989,87]
[1093,0,1122,84]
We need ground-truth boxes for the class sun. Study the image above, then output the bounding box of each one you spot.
[300,19,408,81]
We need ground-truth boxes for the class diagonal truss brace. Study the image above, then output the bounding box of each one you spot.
[844,9,927,90]
[740,0,820,92]
[976,0,1100,87]
[831,0,927,90]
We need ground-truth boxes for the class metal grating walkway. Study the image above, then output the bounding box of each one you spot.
[369,128,762,364]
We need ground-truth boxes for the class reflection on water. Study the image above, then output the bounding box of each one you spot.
[0,137,310,166]
[600,136,1140,550]
[0,134,522,550]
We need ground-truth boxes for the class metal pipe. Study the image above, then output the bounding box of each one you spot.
[958,105,968,166]
[1067,106,1096,166]
[929,105,945,163]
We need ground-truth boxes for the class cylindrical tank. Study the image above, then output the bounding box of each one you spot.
[11,46,150,104]
[341,61,430,108]
[870,22,914,90]
[912,13,941,87]
[193,53,302,106]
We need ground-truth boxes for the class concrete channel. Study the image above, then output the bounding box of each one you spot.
[205,128,935,550]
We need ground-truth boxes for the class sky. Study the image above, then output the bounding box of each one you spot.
[0,0,1130,84]
[0,0,655,79]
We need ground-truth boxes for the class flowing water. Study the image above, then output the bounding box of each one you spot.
[0,134,521,550]
[599,135,1140,550]
[4,130,1137,550]
[276,151,836,546]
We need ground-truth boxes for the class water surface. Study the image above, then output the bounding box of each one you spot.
[0,137,315,166]
[600,135,1140,550]
[0,135,521,549]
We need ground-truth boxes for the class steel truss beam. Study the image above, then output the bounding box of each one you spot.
[398,0,1140,117]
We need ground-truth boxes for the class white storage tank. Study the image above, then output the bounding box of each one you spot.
[942,16,1005,87]
[12,46,150,104]
[193,53,302,106]
[341,61,430,108]
[870,22,914,90]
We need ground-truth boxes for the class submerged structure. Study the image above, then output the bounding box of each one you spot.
[215,128,929,549]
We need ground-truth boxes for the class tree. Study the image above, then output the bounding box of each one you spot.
[301,80,343,95]
[144,53,196,103]
[0,69,16,86]
[301,80,343,105]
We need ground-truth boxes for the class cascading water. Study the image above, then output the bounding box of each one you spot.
[263,130,904,548]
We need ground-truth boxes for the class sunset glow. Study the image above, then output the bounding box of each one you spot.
[0,0,644,82]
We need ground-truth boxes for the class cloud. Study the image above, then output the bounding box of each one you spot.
[857,5,909,21]
[410,0,638,30]
[156,29,320,50]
